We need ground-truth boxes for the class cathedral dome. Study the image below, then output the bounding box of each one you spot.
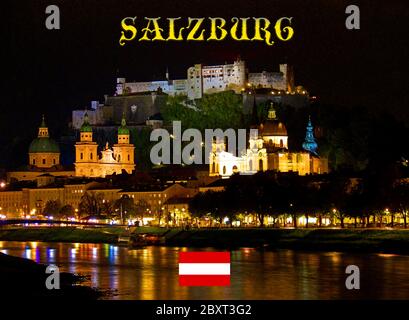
[260,121,287,136]
[29,116,60,153]
[259,105,287,136]
[29,137,60,153]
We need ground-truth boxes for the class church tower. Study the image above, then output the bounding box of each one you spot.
[302,116,318,155]
[113,113,135,171]
[75,112,98,177]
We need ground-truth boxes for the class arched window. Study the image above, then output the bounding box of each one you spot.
[80,153,83,160]
[118,155,121,162]
[280,139,283,148]
[232,165,238,173]
[128,154,130,161]
[90,153,93,160]
[33,159,36,165]
[53,159,56,165]
[223,166,227,175]
[42,159,46,165]
[212,162,216,173]
[259,159,264,171]
[249,159,253,171]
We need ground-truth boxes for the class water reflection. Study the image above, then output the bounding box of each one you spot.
[1,241,409,299]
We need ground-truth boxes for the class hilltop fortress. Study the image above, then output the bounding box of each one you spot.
[72,59,306,130]
[115,58,294,100]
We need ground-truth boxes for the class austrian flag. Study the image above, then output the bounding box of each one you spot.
[179,252,231,286]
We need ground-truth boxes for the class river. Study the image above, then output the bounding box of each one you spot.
[1,241,408,299]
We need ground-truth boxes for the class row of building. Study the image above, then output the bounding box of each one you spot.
[0,177,199,223]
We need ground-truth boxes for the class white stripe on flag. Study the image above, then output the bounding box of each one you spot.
[179,263,230,275]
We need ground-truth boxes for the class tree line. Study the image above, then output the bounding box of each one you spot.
[189,172,409,228]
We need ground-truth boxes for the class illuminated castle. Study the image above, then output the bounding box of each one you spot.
[74,113,135,177]
[209,105,328,178]
[115,59,293,100]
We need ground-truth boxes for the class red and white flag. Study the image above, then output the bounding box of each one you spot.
[178,252,231,286]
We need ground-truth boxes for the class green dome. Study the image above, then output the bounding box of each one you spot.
[81,123,93,132]
[80,112,93,132]
[118,126,129,135]
[118,113,129,135]
[29,137,60,153]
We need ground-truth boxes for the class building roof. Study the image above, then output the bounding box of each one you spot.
[29,137,60,153]
[80,112,93,132]
[118,113,130,135]
[28,116,60,153]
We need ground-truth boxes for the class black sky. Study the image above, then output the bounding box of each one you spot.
[3,0,409,150]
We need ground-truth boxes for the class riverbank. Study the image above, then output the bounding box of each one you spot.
[1,227,409,254]
[0,227,120,243]
[165,228,409,254]
[0,252,102,299]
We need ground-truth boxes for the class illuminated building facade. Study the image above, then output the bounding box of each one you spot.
[74,113,135,178]
[209,105,329,178]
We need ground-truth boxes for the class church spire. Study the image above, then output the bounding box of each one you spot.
[302,116,318,155]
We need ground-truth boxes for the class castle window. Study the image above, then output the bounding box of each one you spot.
[280,139,283,148]
[212,162,215,173]
[42,159,46,165]
[53,159,56,165]
[118,155,121,162]
[80,153,83,160]
[223,166,226,175]
[128,155,130,161]
[90,153,93,160]
[33,159,36,165]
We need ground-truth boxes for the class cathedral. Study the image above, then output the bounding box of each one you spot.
[209,105,329,178]
[74,113,135,178]
[7,116,75,182]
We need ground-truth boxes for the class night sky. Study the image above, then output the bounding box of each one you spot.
[3,0,409,168]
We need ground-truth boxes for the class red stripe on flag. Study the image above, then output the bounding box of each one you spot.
[179,275,230,286]
[179,252,230,263]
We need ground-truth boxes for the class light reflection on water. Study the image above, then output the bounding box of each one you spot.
[1,241,409,300]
